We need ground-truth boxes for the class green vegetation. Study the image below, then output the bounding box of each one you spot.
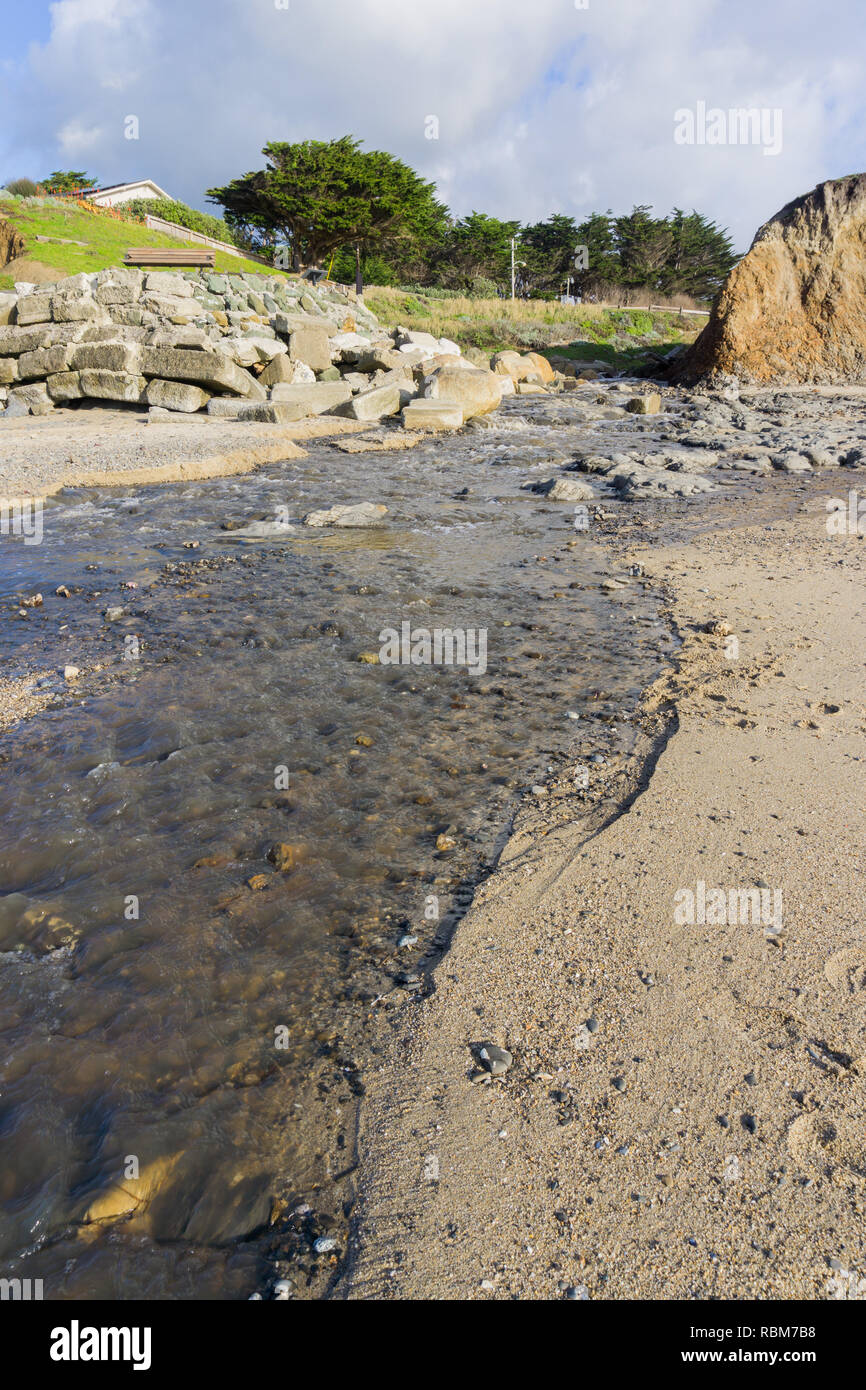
[208,136,446,274]
[0,196,278,290]
[124,197,240,246]
[40,170,99,195]
[364,284,704,368]
[208,137,736,301]
[3,178,39,198]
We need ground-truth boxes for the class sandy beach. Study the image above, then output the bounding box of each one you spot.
[340,479,866,1300]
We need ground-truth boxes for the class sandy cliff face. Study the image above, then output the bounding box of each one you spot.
[0,217,26,267]
[672,174,866,385]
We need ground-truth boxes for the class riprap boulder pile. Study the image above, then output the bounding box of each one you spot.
[0,269,575,431]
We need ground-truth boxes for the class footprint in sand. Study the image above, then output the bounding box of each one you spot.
[788,1114,866,1182]
[825,947,866,996]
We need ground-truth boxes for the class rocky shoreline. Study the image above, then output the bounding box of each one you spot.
[2,349,865,1300]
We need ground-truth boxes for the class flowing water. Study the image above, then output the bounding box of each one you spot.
[0,395,674,1299]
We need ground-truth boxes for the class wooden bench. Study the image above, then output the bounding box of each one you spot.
[123,248,216,268]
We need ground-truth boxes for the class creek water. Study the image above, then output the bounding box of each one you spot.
[0,394,673,1298]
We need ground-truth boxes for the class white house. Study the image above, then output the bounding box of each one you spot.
[89,179,172,207]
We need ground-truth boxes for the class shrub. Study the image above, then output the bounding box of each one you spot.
[629,310,654,335]
[4,178,39,197]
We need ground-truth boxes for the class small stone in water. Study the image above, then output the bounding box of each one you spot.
[612,1076,627,1092]
[313,1236,338,1255]
[398,934,418,948]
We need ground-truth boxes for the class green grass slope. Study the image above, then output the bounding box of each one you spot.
[0,196,280,290]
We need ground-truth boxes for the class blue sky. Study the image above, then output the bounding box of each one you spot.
[1,0,864,251]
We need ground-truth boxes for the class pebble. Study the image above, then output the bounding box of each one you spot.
[313,1236,338,1255]
[478,1044,513,1077]
[611,1076,627,1092]
[565,1285,590,1300]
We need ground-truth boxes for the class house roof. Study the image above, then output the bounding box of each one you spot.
[91,180,173,199]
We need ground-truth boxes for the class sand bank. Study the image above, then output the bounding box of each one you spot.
[0,407,371,498]
[341,483,866,1300]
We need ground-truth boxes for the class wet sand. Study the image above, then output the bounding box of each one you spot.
[340,481,866,1300]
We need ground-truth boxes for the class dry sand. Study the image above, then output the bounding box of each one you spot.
[340,486,866,1301]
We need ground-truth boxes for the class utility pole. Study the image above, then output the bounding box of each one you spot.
[511,237,525,301]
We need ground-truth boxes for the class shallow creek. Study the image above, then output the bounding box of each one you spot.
[0,395,677,1298]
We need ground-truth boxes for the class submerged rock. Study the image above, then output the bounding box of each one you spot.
[303,503,388,528]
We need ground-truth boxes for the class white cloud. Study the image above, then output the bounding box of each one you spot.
[57,120,105,155]
[1,0,863,249]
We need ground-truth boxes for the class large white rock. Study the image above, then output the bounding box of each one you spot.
[335,381,403,421]
[145,379,210,413]
[523,475,595,501]
[218,337,287,368]
[423,365,502,418]
[330,331,372,360]
[402,400,464,431]
[303,503,388,528]
[268,382,352,414]
[144,272,195,298]
[395,328,440,350]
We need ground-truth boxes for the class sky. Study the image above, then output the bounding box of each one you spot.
[1,0,864,253]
